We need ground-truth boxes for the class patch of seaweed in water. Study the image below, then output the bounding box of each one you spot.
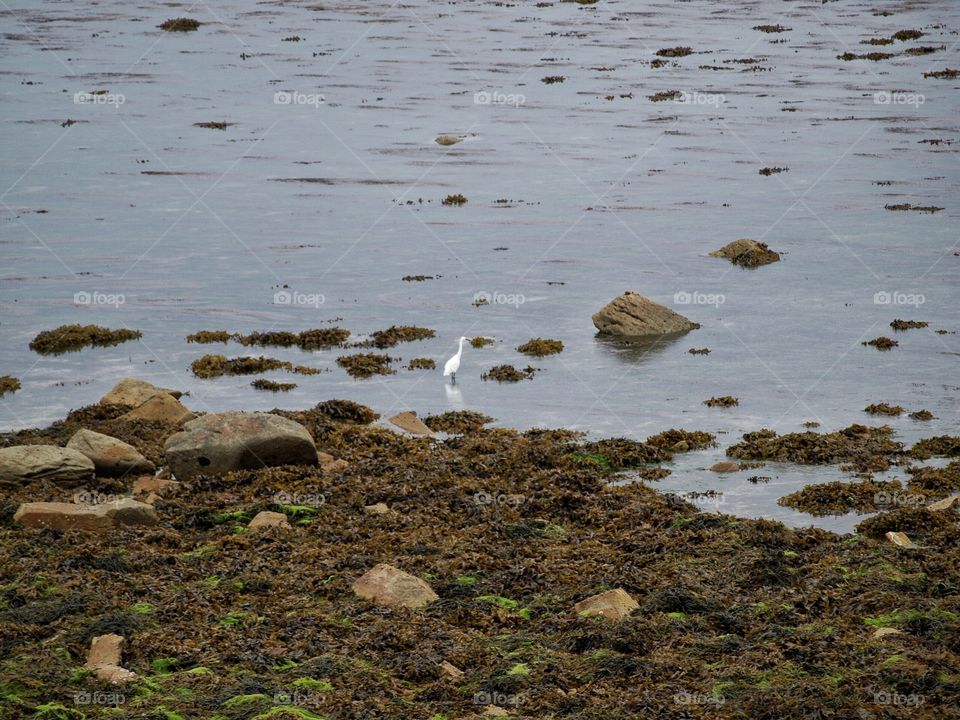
[186,330,232,344]
[481,365,537,382]
[645,429,716,452]
[576,437,670,468]
[29,324,142,355]
[336,353,396,378]
[250,379,297,392]
[704,396,738,408]
[727,424,902,471]
[656,46,692,57]
[890,319,927,331]
[191,354,291,378]
[862,336,898,350]
[0,376,20,397]
[361,326,435,349]
[908,436,960,460]
[517,338,564,357]
[865,403,903,416]
[159,17,201,31]
[424,411,493,434]
[470,337,493,348]
[778,479,903,515]
[906,461,960,496]
[407,358,436,370]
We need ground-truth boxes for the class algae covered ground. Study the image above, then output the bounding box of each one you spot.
[1,404,959,719]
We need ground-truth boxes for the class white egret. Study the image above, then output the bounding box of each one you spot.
[443,336,468,383]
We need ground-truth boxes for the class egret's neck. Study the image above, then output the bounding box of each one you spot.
[458,337,465,351]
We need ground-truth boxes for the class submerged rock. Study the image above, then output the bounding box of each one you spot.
[352,563,438,608]
[709,239,780,267]
[66,429,155,477]
[592,291,699,337]
[0,445,94,487]
[164,412,317,480]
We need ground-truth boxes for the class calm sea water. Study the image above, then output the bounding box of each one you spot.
[2,0,957,532]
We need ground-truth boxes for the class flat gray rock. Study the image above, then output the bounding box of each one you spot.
[0,445,95,488]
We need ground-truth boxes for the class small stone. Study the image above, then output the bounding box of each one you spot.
[100,377,180,407]
[439,660,464,680]
[872,627,904,639]
[574,588,639,620]
[388,411,435,436]
[119,393,195,425]
[66,429,155,477]
[318,451,349,473]
[435,135,463,146]
[709,461,741,473]
[364,503,390,515]
[248,510,290,530]
[482,706,510,717]
[885,531,915,548]
[927,495,959,512]
[86,634,137,685]
[352,563,438,608]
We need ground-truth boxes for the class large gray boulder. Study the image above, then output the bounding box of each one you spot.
[66,429,155,477]
[163,411,317,480]
[592,291,700,337]
[0,445,95,488]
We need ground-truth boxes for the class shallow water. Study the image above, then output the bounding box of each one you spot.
[2,0,957,532]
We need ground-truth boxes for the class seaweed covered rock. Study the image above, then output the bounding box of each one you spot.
[352,563,438,609]
[709,239,780,267]
[0,445,94,487]
[424,411,493,434]
[726,424,902,471]
[592,291,699,337]
[163,412,317,480]
[66,429,155,477]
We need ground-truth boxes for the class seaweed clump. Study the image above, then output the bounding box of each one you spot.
[407,358,436,370]
[234,328,350,349]
[862,336,898,350]
[758,166,788,176]
[29,325,142,355]
[191,355,291,378]
[159,18,201,31]
[0,376,20,397]
[656,46,692,57]
[778,479,903,515]
[250,379,297,392]
[362,326,435,349]
[645,428,715,452]
[481,365,537,382]
[442,194,467,206]
[924,68,958,79]
[864,403,903,416]
[908,436,960,460]
[908,409,934,421]
[424,411,493,434]
[186,330,232,344]
[727,424,902,471]
[336,353,396,378]
[517,338,564,357]
[704,396,738,408]
[470,337,494,348]
[890,319,927,331]
[709,238,780,267]
[754,24,790,33]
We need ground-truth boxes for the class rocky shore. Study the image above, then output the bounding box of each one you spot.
[0,379,957,719]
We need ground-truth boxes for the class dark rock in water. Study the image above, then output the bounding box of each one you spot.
[592,291,699,337]
[0,445,94,487]
[163,412,317,480]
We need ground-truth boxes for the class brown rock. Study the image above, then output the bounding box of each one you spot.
[318,451,349,473]
[435,135,463,146]
[482,706,510,717]
[67,428,155,477]
[885,531,915,548]
[364,502,390,515]
[388,411,435,436]
[872,627,904,640]
[709,461,741,473]
[14,498,158,532]
[0,445,95,488]
[132,476,181,497]
[248,510,290,530]
[592,291,700,337]
[119,393,195,425]
[439,660,465,680]
[709,238,781,267]
[574,588,639,620]
[928,495,959,512]
[352,563,438,608]
[100,377,180,406]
